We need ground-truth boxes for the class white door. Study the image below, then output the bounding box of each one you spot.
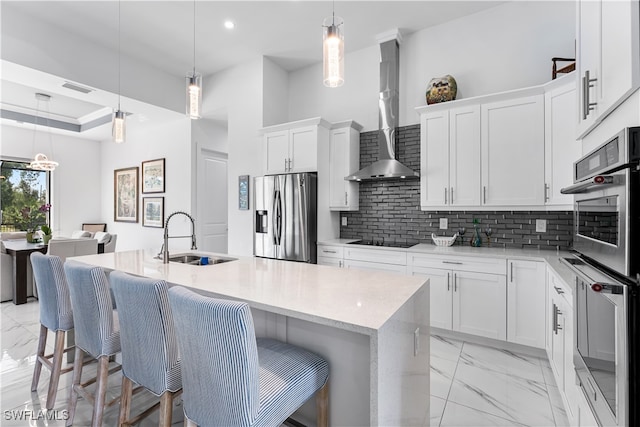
[481,94,545,206]
[329,128,349,208]
[420,110,449,207]
[449,105,481,206]
[453,271,507,340]
[411,266,452,330]
[506,260,546,348]
[198,148,228,253]
[289,126,318,172]
[264,130,289,174]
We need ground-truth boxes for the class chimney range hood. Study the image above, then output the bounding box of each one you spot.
[346,34,419,181]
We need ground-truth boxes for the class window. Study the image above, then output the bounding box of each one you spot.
[0,161,51,232]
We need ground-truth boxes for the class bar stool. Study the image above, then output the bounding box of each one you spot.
[30,252,75,409]
[109,271,182,427]
[64,260,122,427]
[167,286,330,427]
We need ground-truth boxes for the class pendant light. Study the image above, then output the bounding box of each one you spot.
[186,0,202,119]
[113,0,126,143]
[322,1,344,88]
[29,93,59,171]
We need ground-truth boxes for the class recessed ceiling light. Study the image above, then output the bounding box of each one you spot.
[224,20,235,29]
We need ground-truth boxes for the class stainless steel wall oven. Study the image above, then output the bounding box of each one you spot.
[561,127,640,427]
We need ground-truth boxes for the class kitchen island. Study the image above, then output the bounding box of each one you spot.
[71,249,430,426]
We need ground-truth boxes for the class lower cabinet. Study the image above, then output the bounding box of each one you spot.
[317,257,343,267]
[342,247,407,274]
[576,385,600,427]
[411,265,507,341]
[507,259,546,348]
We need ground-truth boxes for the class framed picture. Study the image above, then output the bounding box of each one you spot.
[114,167,139,223]
[142,158,165,193]
[239,175,249,210]
[142,197,164,228]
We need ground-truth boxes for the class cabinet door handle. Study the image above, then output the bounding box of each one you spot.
[323,250,337,254]
[339,260,343,268]
[444,187,448,204]
[553,285,565,295]
[454,273,458,292]
[555,306,563,333]
[552,303,558,334]
[288,158,293,171]
[345,191,348,205]
[442,261,462,265]
[450,187,454,203]
[447,272,450,291]
[483,186,487,204]
[582,70,597,119]
[284,158,288,171]
[510,262,514,283]
[544,183,549,202]
[586,377,598,402]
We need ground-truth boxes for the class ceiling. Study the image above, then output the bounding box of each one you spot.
[1,1,506,141]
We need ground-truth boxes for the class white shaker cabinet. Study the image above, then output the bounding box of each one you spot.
[506,259,546,349]
[576,0,640,138]
[420,106,480,208]
[343,247,407,274]
[409,253,507,341]
[261,118,330,175]
[317,244,344,268]
[481,94,545,206]
[329,121,362,211]
[544,78,580,207]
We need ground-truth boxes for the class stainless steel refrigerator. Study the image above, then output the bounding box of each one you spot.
[254,173,317,263]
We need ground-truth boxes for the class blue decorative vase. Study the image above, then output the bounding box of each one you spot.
[470,225,482,247]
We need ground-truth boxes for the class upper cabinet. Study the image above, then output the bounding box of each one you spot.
[420,105,481,208]
[329,121,362,211]
[576,0,640,138]
[481,94,545,206]
[545,77,581,207]
[261,118,330,175]
[417,77,582,211]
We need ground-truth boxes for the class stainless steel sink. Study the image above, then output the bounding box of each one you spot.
[159,254,237,266]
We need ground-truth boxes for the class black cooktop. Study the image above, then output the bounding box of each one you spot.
[347,240,416,249]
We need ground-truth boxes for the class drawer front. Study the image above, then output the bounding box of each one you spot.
[548,268,572,307]
[317,256,343,268]
[344,247,407,265]
[317,245,344,259]
[408,252,505,275]
[343,259,407,275]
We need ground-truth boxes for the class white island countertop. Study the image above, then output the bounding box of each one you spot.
[71,249,428,335]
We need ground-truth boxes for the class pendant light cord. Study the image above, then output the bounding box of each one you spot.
[118,0,121,110]
[332,0,335,26]
[193,0,196,75]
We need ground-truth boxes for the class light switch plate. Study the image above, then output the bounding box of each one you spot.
[341,216,347,227]
[536,219,547,233]
[439,218,448,229]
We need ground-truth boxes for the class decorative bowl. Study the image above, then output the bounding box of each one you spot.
[431,233,458,247]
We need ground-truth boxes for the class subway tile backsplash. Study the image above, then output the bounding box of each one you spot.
[339,125,574,251]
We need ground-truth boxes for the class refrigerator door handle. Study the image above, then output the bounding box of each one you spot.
[273,190,282,245]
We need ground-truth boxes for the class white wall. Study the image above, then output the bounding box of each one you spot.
[263,57,290,127]
[204,58,264,256]
[289,1,576,131]
[0,125,102,236]
[100,113,192,252]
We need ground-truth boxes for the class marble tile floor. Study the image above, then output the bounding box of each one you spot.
[2,300,569,426]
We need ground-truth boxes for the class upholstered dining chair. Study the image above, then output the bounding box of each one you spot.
[30,252,75,410]
[64,260,122,427]
[167,286,330,427]
[109,271,182,427]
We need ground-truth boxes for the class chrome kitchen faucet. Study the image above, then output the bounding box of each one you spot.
[159,211,197,263]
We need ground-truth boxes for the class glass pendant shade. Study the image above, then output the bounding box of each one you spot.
[186,72,202,119]
[112,109,126,143]
[323,17,344,88]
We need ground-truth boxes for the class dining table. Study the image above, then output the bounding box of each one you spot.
[3,240,47,305]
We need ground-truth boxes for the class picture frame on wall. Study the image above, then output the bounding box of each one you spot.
[141,158,165,193]
[142,197,164,228]
[114,167,139,223]
[239,175,249,210]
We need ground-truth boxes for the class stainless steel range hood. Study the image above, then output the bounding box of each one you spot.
[346,37,419,181]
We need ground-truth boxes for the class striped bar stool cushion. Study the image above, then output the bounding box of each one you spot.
[168,286,329,427]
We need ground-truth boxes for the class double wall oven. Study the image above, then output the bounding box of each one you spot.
[561,127,639,427]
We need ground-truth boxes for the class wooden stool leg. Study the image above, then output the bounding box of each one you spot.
[316,380,329,427]
[91,356,110,427]
[45,330,66,409]
[118,376,133,427]
[158,391,175,427]
[66,347,85,427]
[31,324,48,392]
